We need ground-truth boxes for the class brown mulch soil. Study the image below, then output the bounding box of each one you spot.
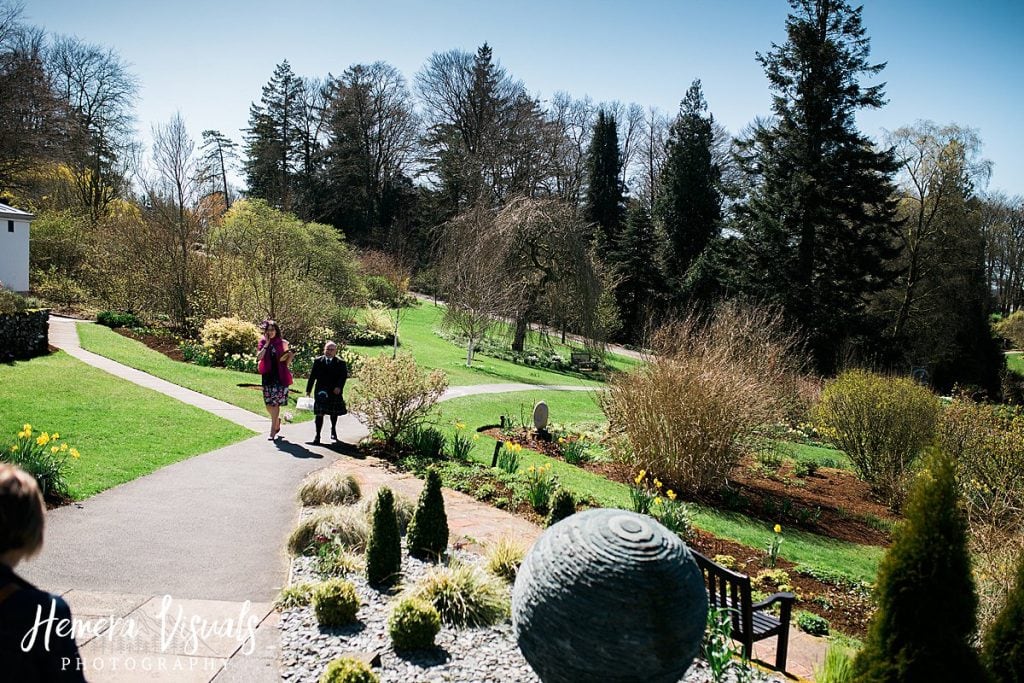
[115,327,185,361]
[701,456,900,547]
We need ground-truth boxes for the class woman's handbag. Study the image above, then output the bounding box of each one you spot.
[296,396,315,411]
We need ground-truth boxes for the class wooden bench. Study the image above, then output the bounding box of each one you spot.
[570,350,596,371]
[691,550,796,672]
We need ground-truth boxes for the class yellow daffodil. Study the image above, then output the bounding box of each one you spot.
[472,434,480,441]
[51,446,59,454]
[51,433,59,440]
[60,443,68,452]
[455,422,466,430]
[70,448,80,459]
[558,437,565,444]
[528,465,535,473]
[653,497,662,506]
[667,490,677,501]
[774,524,782,534]
[654,478,663,490]
[17,430,28,439]
[22,423,31,433]
[634,470,646,485]
[36,433,50,446]
[8,445,16,453]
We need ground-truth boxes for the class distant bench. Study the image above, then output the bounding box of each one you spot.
[570,350,596,371]
[691,549,795,672]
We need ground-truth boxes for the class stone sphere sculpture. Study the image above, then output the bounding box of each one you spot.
[512,509,707,683]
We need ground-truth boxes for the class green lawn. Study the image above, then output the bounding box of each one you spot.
[348,302,638,387]
[779,440,852,470]
[0,352,253,498]
[1007,352,1024,374]
[432,391,881,585]
[78,324,314,422]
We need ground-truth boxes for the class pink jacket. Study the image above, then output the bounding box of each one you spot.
[257,337,294,386]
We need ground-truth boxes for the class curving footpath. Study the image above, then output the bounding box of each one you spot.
[18,318,589,682]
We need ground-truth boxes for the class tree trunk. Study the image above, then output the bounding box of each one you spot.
[466,338,474,367]
[512,314,529,352]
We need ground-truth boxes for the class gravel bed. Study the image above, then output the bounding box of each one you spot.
[279,547,783,683]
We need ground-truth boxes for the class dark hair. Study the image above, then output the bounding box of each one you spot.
[261,319,281,336]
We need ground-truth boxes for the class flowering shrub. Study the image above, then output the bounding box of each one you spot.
[814,369,941,510]
[496,442,522,474]
[349,354,448,447]
[4,425,80,500]
[199,317,261,364]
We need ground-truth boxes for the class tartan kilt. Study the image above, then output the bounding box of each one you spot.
[314,390,347,416]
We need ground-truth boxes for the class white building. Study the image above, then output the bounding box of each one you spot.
[0,202,33,292]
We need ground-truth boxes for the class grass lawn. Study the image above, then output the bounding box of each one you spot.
[779,440,852,470]
[431,390,881,585]
[78,324,314,422]
[1007,352,1024,374]
[0,352,253,499]
[348,302,638,387]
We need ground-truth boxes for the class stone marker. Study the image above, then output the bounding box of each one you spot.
[532,401,549,431]
[512,509,707,683]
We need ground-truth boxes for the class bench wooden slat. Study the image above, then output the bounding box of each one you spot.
[691,549,794,672]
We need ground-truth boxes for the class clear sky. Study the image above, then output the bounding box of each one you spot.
[22,0,1024,196]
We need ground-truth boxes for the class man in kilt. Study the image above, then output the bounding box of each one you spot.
[305,341,348,444]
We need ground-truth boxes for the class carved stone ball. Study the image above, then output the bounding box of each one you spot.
[512,509,707,683]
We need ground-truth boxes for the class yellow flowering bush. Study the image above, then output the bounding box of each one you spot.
[4,425,79,500]
[199,317,262,364]
[813,369,941,511]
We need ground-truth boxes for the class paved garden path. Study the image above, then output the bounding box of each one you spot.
[22,318,823,682]
[17,318,587,681]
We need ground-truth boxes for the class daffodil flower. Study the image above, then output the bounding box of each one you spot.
[774,524,782,534]
[70,448,80,459]
[654,478,663,490]
[667,490,677,501]
[51,433,59,440]
[22,424,31,433]
[653,497,662,506]
[51,446,59,454]
[36,433,50,446]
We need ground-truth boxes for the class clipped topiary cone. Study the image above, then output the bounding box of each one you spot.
[983,550,1024,682]
[407,469,448,560]
[546,488,576,527]
[366,487,402,587]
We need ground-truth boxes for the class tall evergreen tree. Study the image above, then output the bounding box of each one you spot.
[655,80,721,305]
[584,110,625,253]
[734,0,900,374]
[199,129,238,211]
[244,60,305,210]
[612,201,664,341]
[853,451,986,681]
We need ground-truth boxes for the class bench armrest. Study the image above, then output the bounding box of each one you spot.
[752,592,796,612]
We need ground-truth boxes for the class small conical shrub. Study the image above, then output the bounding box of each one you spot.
[984,551,1024,682]
[406,469,448,560]
[853,450,986,682]
[546,488,576,527]
[365,487,402,587]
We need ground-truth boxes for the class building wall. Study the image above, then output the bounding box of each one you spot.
[0,218,30,291]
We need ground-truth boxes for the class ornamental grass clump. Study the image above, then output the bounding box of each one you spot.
[311,579,360,627]
[814,369,940,511]
[407,561,510,627]
[299,470,361,506]
[274,582,316,610]
[319,656,378,683]
[602,303,804,496]
[365,487,402,587]
[523,463,556,513]
[484,537,526,583]
[387,597,441,650]
[406,469,448,561]
[350,353,448,447]
[3,425,80,501]
[853,451,986,682]
[287,506,369,556]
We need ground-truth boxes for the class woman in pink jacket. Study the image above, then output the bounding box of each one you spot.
[256,320,293,439]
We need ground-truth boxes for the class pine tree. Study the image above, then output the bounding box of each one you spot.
[612,201,664,341]
[983,551,1024,682]
[199,130,238,211]
[734,0,900,374]
[244,61,305,210]
[365,487,402,587]
[406,469,449,560]
[655,79,721,305]
[853,451,985,682]
[584,110,625,253]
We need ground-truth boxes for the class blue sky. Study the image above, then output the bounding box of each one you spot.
[23,0,1024,196]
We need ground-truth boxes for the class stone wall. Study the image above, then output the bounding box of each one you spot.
[0,309,49,362]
